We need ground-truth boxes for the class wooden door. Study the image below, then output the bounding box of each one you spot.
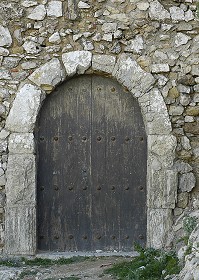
[36,75,147,252]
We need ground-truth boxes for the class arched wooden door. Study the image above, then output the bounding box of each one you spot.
[36,75,147,252]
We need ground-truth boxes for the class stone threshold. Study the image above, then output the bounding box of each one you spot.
[35,251,139,259]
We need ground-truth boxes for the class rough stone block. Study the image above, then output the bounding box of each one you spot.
[113,53,155,97]
[5,154,36,206]
[147,208,173,249]
[92,55,116,73]
[9,133,34,154]
[0,25,12,47]
[149,0,170,21]
[29,58,66,88]
[147,168,177,208]
[139,89,172,135]
[27,4,46,20]
[179,172,196,192]
[6,84,44,133]
[46,1,62,17]
[148,135,177,168]
[5,206,36,255]
[62,51,92,76]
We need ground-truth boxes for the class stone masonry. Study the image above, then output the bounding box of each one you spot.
[0,1,198,271]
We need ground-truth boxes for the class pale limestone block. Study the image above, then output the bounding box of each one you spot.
[151,64,170,73]
[92,55,116,74]
[21,1,37,7]
[102,22,117,33]
[27,5,46,20]
[173,160,193,174]
[0,25,12,47]
[0,47,9,56]
[29,58,65,88]
[148,134,177,168]
[49,32,61,43]
[23,40,41,54]
[174,33,191,47]
[5,154,36,206]
[147,168,177,208]
[138,89,172,135]
[78,1,90,9]
[149,0,170,21]
[113,53,155,97]
[124,35,144,54]
[46,1,62,17]
[9,133,34,154]
[6,84,44,133]
[5,206,36,255]
[179,172,196,192]
[169,6,185,22]
[147,208,173,249]
[137,2,149,11]
[62,51,92,76]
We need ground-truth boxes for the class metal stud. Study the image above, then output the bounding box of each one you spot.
[82,136,87,141]
[111,186,115,190]
[54,136,58,141]
[139,186,144,191]
[139,234,144,240]
[68,234,74,239]
[125,235,129,239]
[96,235,101,240]
[111,136,116,141]
[40,136,44,141]
[83,186,87,190]
[54,236,59,239]
[140,137,144,141]
[68,136,73,141]
[97,136,102,141]
[54,185,59,191]
[111,235,116,239]
[68,186,73,191]
[97,186,101,190]
[82,235,87,240]
[125,186,129,190]
[125,137,130,141]
[111,87,115,92]
[40,186,44,191]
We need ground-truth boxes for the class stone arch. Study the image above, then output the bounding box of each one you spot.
[4,51,177,255]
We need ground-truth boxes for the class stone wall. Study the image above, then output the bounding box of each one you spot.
[0,0,199,254]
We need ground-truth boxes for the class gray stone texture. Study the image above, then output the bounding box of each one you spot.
[29,58,66,88]
[6,84,44,133]
[9,133,34,154]
[5,206,36,255]
[179,172,196,192]
[138,89,172,135]
[92,55,116,73]
[113,54,155,97]
[149,0,170,21]
[62,51,92,76]
[5,154,36,206]
[0,26,12,47]
[147,208,173,249]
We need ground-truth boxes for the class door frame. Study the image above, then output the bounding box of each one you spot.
[4,51,177,255]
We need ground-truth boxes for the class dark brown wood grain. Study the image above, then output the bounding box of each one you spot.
[36,75,147,252]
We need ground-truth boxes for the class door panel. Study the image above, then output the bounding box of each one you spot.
[36,75,147,252]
